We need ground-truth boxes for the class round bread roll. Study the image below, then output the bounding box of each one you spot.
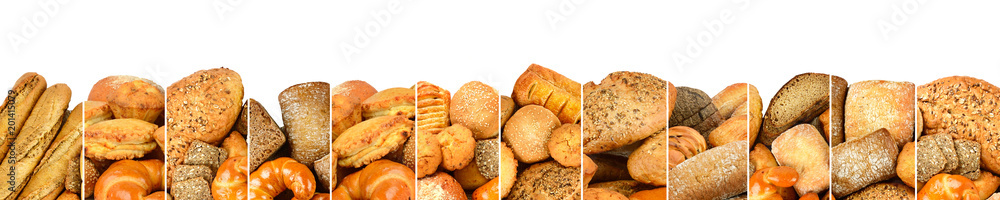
[419,172,466,200]
[450,81,499,139]
[629,187,667,200]
[454,160,490,190]
[549,123,582,167]
[898,142,917,188]
[503,105,560,163]
[331,80,378,105]
[584,188,628,200]
[500,95,517,128]
[476,138,500,180]
[106,79,165,123]
[417,132,442,178]
[439,124,476,171]
[499,142,518,198]
[628,129,667,186]
[89,75,163,102]
[165,67,243,145]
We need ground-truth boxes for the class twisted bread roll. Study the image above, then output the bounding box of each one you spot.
[331,160,415,200]
[93,159,165,200]
[213,156,248,200]
[249,157,316,200]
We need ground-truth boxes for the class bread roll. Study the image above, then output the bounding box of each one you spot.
[363,87,416,119]
[418,172,467,200]
[331,94,363,140]
[845,80,915,148]
[106,79,165,123]
[512,64,582,124]
[627,129,666,186]
[416,130,442,178]
[582,72,667,154]
[668,141,747,200]
[221,131,247,159]
[280,81,331,167]
[499,142,517,198]
[0,84,70,200]
[84,118,158,160]
[245,98,284,171]
[0,72,46,163]
[759,73,830,146]
[500,95,516,128]
[331,80,377,105]
[831,128,898,198]
[454,160,490,190]
[898,142,917,188]
[549,123,582,167]
[771,124,829,196]
[438,124,475,171]
[88,75,162,102]
[708,115,748,147]
[503,105,560,163]
[917,76,1000,174]
[974,172,1000,200]
[450,81,499,139]
[333,115,412,168]
[476,139,500,179]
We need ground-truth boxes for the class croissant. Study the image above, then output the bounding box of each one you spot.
[249,157,316,200]
[93,159,166,200]
[331,160,415,200]
[213,156,248,200]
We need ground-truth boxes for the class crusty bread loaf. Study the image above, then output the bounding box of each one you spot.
[0,72,47,162]
[0,83,71,200]
[669,86,722,139]
[844,80,915,148]
[245,98,285,171]
[511,64,581,124]
[917,76,1000,174]
[759,73,830,146]
[20,102,83,200]
[830,75,848,147]
[668,141,747,200]
[582,72,667,154]
[831,128,898,198]
[280,81,331,167]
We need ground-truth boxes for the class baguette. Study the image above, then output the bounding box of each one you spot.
[0,73,47,163]
[831,128,898,198]
[20,102,83,200]
[0,83,71,200]
[668,141,747,200]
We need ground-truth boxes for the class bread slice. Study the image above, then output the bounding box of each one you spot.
[758,73,830,146]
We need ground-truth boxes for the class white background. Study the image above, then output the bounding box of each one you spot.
[0,1,669,121]
[1,1,998,121]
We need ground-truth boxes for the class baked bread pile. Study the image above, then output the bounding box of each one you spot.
[580,68,668,200]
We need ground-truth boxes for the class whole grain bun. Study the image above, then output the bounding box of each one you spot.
[844,80,915,148]
[450,81,499,139]
[165,68,243,186]
[503,105,561,163]
[669,86,722,140]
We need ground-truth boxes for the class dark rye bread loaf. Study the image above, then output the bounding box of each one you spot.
[246,98,286,171]
[668,86,723,140]
[758,73,830,146]
[829,75,847,147]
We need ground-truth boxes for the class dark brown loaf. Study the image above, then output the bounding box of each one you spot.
[511,64,582,124]
[758,73,830,146]
[669,86,723,139]
[0,84,71,200]
[831,129,899,198]
[582,71,667,154]
[830,75,848,147]
[245,98,285,171]
[280,81,331,167]
[668,141,747,200]
[0,72,47,162]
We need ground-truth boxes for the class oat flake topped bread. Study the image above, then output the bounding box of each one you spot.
[582,71,668,154]
[917,76,1000,174]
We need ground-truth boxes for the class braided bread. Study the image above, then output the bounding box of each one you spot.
[249,157,316,200]
[331,160,415,200]
[93,159,165,200]
[213,156,248,200]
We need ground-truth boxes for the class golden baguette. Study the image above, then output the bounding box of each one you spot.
[20,102,83,200]
[0,83,71,200]
[0,73,47,162]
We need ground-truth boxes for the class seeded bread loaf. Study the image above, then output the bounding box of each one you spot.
[582,71,667,154]
[918,76,1000,174]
